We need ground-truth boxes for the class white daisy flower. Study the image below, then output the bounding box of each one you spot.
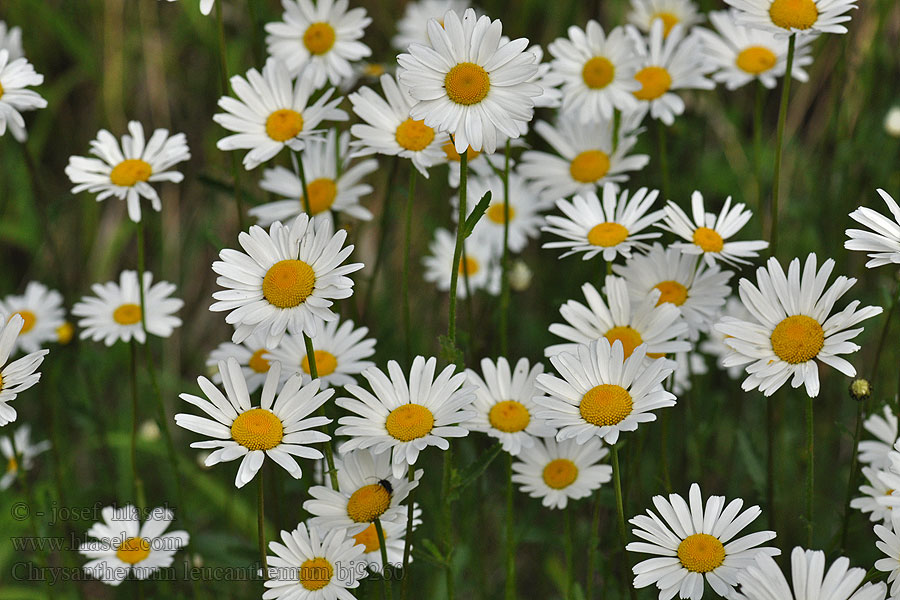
[422,227,501,298]
[0,49,46,142]
[264,522,367,598]
[850,466,894,526]
[162,0,216,15]
[628,0,704,37]
[613,243,733,340]
[391,0,470,51]
[859,405,899,470]
[845,189,900,269]
[336,356,476,478]
[546,275,691,359]
[547,21,641,121]
[876,510,900,599]
[251,129,377,227]
[206,330,275,395]
[466,357,556,455]
[0,21,23,60]
[0,424,50,490]
[669,350,708,395]
[210,214,363,349]
[697,10,814,90]
[213,58,347,170]
[526,44,563,110]
[628,482,779,600]
[724,0,857,37]
[736,547,885,600]
[511,436,612,510]
[265,0,373,89]
[536,339,676,445]
[715,253,882,397]
[175,358,332,488]
[266,318,376,388]
[350,505,422,574]
[349,73,450,177]
[397,8,541,154]
[72,270,183,346]
[0,281,65,354]
[79,505,189,587]
[626,20,714,126]
[875,444,900,514]
[701,297,753,380]
[661,190,769,266]
[0,314,47,426]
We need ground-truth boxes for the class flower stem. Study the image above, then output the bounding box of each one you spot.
[753,82,765,211]
[564,508,574,600]
[805,394,814,547]
[447,151,468,356]
[303,333,340,490]
[766,395,777,531]
[586,486,601,599]
[292,150,312,216]
[770,34,796,258]
[504,451,516,600]
[657,122,670,199]
[441,448,455,599]
[499,140,512,356]
[129,340,146,512]
[401,468,416,600]
[839,399,865,551]
[612,444,636,600]
[363,157,400,320]
[258,468,268,576]
[402,168,416,366]
[375,518,393,600]
[215,0,244,231]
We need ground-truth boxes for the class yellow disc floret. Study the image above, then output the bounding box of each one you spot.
[486,203,515,224]
[652,12,680,37]
[458,256,480,276]
[116,537,151,565]
[113,303,142,326]
[633,66,672,101]
[654,280,688,306]
[302,350,338,377]
[768,0,818,30]
[579,384,633,427]
[385,404,435,442]
[770,315,824,364]
[582,56,615,89]
[56,321,74,344]
[587,222,628,248]
[248,349,271,374]
[736,46,778,75]
[677,533,726,573]
[265,109,304,142]
[445,62,491,106]
[300,557,333,591]
[352,523,381,553]
[347,483,392,523]
[303,178,338,215]
[442,141,480,162]
[12,310,37,334]
[303,22,336,55]
[262,259,316,308]
[230,408,284,450]
[542,458,578,489]
[110,159,153,187]
[395,118,435,152]
[604,326,643,358]
[488,400,531,433]
[570,150,611,183]
[692,227,724,253]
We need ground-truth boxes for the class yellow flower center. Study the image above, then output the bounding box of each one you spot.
[56,321,74,344]
[542,458,578,489]
[570,150,611,183]
[654,280,688,306]
[7,456,18,474]
[110,159,153,187]
[116,537,151,565]
[488,400,531,433]
[303,178,338,215]
[736,46,778,75]
[442,141,480,162]
[770,315,824,364]
[395,118,435,152]
[302,350,338,377]
[444,62,491,106]
[582,56,615,89]
[0,82,4,99]
[346,483,392,523]
[768,0,819,30]
[692,227,724,253]
[262,260,316,308]
[364,63,386,77]
[352,523,381,553]
[458,255,480,276]
[486,203,515,224]
[113,303,142,326]
[652,11,680,37]
[300,557,333,591]
[303,22,336,55]
[604,326,643,358]
[248,349,271,374]
[12,310,37,334]
[587,222,629,247]
[265,109,304,142]
[385,404,434,442]
[633,66,672,101]
[677,533,726,573]
[230,408,284,451]
[579,384,633,427]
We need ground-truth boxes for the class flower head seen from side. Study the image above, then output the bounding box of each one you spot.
[350,505,422,573]
[422,227,501,298]
[850,466,894,526]
[845,189,900,269]
[0,49,47,142]
[336,356,476,478]
[391,0,470,51]
[511,436,611,510]
[629,483,779,600]
[0,314,48,426]
[724,0,858,37]
[72,270,182,346]
[397,8,541,154]
[0,424,50,490]
[65,121,190,222]
[628,0,704,37]
[876,503,900,599]
[213,59,347,170]
[206,330,276,394]
[79,505,189,586]
[858,405,899,470]
[715,253,882,397]
[175,358,332,488]
[0,281,65,354]
[211,214,363,349]
[0,21,23,59]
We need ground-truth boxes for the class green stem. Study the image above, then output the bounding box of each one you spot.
[129,340,146,511]
[441,448,455,600]
[612,445,636,600]
[770,34,796,258]
[564,509,574,600]
[363,157,400,319]
[216,0,244,230]
[447,151,468,355]
[766,395,777,531]
[499,140,512,356]
[870,280,900,390]
[504,451,516,600]
[258,468,268,576]
[401,468,416,600]
[586,487,602,599]
[11,434,53,598]
[657,122,670,199]
[753,81,765,211]
[839,399,865,551]
[805,394,814,547]
[375,519,393,600]
[292,150,312,216]
[402,168,416,365]
[136,221,149,334]
[303,333,340,491]
[660,408,671,493]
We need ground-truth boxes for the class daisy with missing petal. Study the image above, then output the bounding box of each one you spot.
[175,358,332,488]
[850,466,894,526]
[467,357,556,455]
[0,22,23,59]
[845,189,900,269]
[628,0,703,37]
[397,8,541,154]
[662,191,769,266]
[265,0,372,88]
[0,314,47,426]
[724,0,858,37]
[546,275,690,358]
[628,483,779,600]
[79,505,189,587]
[422,227,501,297]
[211,214,363,348]
[72,271,182,346]
[0,424,50,490]
[206,331,275,395]
[351,506,422,573]
[512,436,612,510]
[391,0,470,51]
[0,281,65,354]
[0,49,47,142]
[336,356,476,478]
[213,59,347,170]
[251,129,377,227]
[715,254,882,397]
[859,406,898,470]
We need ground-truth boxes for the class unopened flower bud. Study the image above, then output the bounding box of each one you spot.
[849,378,871,402]
[509,260,532,291]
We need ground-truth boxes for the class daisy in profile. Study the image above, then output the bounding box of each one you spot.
[737,547,886,600]
[206,331,275,394]
[845,189,900,269]
[627,20,713,125]
[0,49,46,142]
[466,357,555,455]
[213,59,347,170]
[391,0,470,50]
[0,21,23,59]
[0,281,65,353]
[349,74,449,177]
[175,358,332,488]
[0,314,48,426]
[700,296,753,379]
[251,129,377,227]
[716,254,882,397]
[697,10,813,90]
[72,271,182,346]
[536,339,676,445]
[628,483,779,600]
[79,505,189,586]
[662,191,769,266]
[547,21,640,121]
[858,406,898,470]
[397,8,541,154]
[520,114,650,203]
[542,185,663,262]
[210,214,363,348]
[725,0,858,37]
[266,318,376,388]
[0,425,50,490]
[422,227,501,298]
[264,523,367,598]
[336,356,476,478]
[351,505,422,573]
[546,275,690,358]
[850,466,894,526]
[265,0,372,88]
[628,0,703,37]
[511,436,612,509]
